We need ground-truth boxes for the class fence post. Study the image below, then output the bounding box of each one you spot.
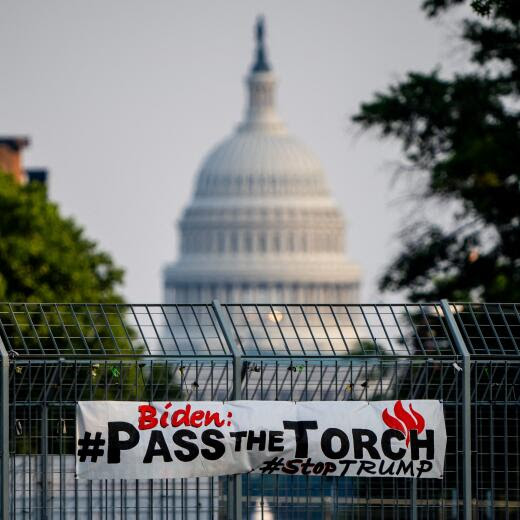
[411,479,418,520]
[0,338,9,520]
[41,404,48,520]
[440,300,472,520]
[212,300,242,520]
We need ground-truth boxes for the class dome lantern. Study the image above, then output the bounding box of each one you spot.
[242,17,284,133]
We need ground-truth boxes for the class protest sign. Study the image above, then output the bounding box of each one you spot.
[76,400,446,479]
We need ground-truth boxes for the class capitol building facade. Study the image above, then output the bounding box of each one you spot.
[164,19,360,304]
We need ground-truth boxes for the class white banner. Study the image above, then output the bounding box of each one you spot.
[76,400,446,480]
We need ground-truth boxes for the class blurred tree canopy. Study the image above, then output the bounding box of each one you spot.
[353,0,520,301]
[0,172,124,303]
[0,172,180,411]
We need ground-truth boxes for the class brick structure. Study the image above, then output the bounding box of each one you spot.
[0,137,30,184]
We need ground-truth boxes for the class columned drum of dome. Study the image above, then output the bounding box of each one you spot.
[164,18,360,304]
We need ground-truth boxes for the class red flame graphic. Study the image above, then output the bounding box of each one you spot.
[382,401,425,447]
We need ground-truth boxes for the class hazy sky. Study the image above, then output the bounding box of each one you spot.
[1,1,465,303]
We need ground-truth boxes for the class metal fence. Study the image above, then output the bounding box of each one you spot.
[0,300,518,519]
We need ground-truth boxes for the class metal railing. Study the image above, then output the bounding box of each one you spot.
[0,301,518,519]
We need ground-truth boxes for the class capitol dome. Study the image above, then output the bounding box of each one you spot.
[164,18,360,304]
[196,132,327,198]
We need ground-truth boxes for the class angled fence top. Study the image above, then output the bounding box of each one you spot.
[0,303,226,358]
[0,301,518,360]
[449,302,520,357]
[221,303,456,357]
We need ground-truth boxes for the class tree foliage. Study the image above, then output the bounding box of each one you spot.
[0,172,124,302]
[353,0,520,301]
[0,172,181,386]
[0,173,182,453]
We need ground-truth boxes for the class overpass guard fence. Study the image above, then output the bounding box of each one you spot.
[0,301,518,519]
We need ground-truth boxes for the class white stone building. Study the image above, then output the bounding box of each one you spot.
[164,18,360,304]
